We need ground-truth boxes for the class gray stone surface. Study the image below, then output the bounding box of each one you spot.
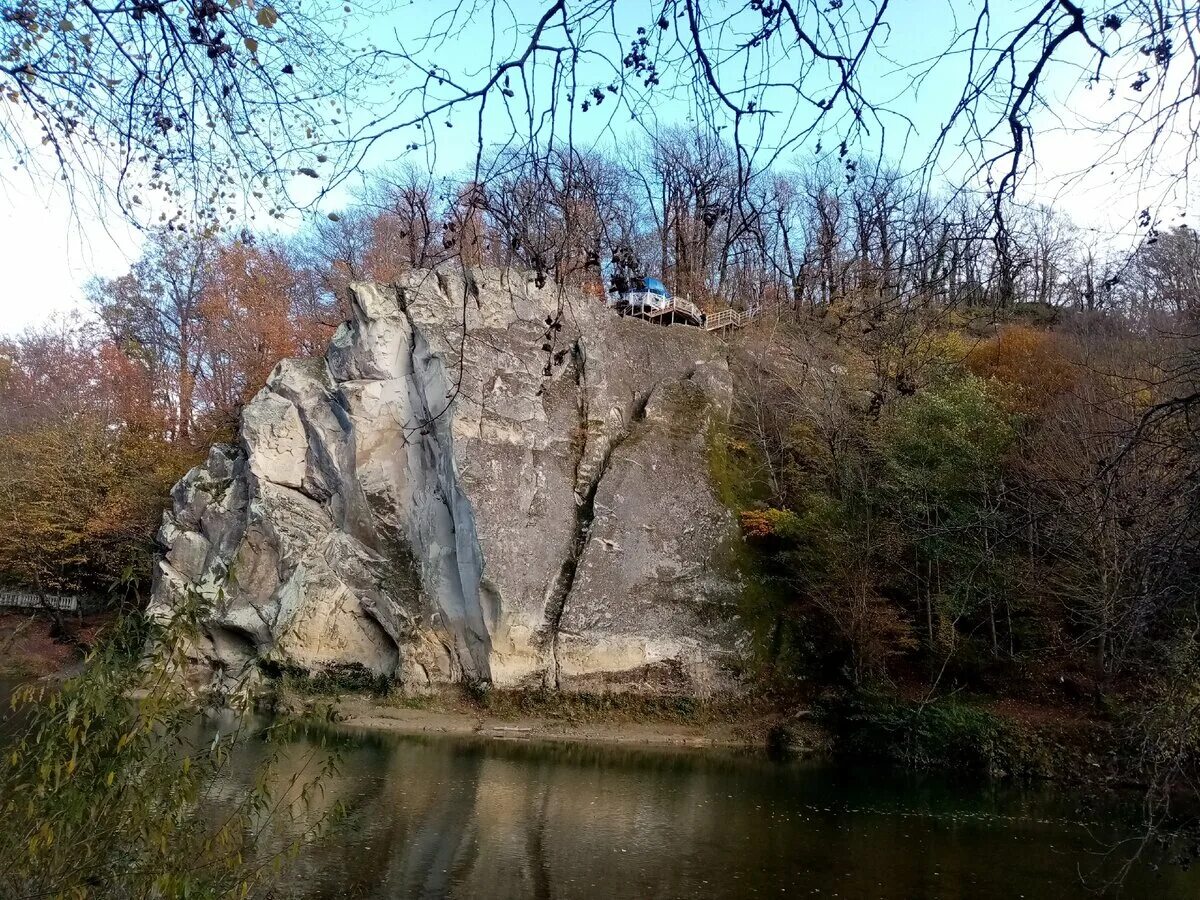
[151,268,743,694]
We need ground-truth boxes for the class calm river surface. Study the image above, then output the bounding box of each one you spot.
[3,678,1198,899]
[248,723,1198,900]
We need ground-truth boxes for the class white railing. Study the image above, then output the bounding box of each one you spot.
[0,591,79,612]
[642,297,706,324]
[611,290,762,332]
[703,304,761,331]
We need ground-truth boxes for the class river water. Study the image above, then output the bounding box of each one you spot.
[3,677,1198,899]
[251,724,1197,900]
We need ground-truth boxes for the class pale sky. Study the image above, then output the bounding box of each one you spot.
[0,0,1192,336]
[0,173,139,334]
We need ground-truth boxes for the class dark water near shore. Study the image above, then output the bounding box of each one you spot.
[3,677,1198,899]
[235,722,1200,900]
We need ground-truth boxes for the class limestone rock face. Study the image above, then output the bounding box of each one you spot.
[151,268,742,694]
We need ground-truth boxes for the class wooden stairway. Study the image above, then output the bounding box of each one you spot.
[702,306,760,331]
[636,298,761,331]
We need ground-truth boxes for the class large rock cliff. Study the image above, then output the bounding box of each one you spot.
[151,268,743,694]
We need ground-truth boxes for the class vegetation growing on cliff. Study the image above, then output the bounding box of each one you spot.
[717,299,1198,805]
[725,306,1198,691]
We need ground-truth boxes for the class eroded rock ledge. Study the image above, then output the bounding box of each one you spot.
[152,268,743,695]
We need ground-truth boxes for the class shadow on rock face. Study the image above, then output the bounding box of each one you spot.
[151,267,744,697]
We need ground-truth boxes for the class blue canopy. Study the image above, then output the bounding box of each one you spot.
[643,277,669,297]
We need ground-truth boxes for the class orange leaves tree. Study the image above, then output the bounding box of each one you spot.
[91,228,339,446]
[0,423,193,595]
[965,324,1077,415]
[0,321,194,594]
[1,232,338,598]
[198,236,335,433]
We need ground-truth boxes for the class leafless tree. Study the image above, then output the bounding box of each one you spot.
[360,165,449,277]
[7,3,1194,257]
[1,1,382,228]
[1121,226,1200,320]
[87,229,212,441]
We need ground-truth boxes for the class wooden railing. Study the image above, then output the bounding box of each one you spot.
[0,591,79,612]
[641,297,706,324]
[615,292,763,332]
[703,305,761,331]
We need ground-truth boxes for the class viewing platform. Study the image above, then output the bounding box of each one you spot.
[607,277,761,331]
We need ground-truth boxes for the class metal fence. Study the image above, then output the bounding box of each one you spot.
[0,591,79,613]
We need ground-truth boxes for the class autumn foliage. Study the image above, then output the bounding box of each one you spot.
[965,325,1076,413]
[0,232,341,598]
[198,238,336,431]
[0,320,194,594]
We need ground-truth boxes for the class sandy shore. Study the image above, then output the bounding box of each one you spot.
[327,694,795,753]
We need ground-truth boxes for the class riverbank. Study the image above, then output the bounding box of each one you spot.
[268,682,826,754]
[0,626,1130,780]
[335,697,792,752]
[265,676,1125,781]
[0,611,112,679]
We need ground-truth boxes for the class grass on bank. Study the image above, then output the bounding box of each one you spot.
[263,662,770,724]
[255,661,1118,775]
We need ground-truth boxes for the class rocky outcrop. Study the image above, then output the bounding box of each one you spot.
[151,268,743,694]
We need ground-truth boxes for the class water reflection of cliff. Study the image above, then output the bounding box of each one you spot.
[210,728,1199,900]
[267,736,773,900]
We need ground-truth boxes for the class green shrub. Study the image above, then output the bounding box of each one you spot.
[0,600,343,898]
[821,692,1048,777]
[474,687,708,724]
[261,659,395,698]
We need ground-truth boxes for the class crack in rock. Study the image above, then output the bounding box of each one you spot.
[542,339,658,688]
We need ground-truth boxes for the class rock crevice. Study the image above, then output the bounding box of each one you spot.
[544,368,663,688]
